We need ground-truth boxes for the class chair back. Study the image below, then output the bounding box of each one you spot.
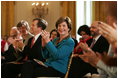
[64,52,74,78]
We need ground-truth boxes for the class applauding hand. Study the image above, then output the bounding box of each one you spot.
[98,22,117,49]
[41,30,50,43]
[79,48,101,67]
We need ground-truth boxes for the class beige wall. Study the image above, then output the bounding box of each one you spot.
[14,1,61,32]
[1,1,76,36]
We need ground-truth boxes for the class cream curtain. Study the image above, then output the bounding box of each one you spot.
[1,1,15,36]
[60,1,76,36]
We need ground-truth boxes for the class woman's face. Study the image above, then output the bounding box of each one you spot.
[80,31,89,40]
[57,22,69,36]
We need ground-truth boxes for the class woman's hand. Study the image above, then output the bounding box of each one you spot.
[74,44,80,52]
[41,30,50,43]
[79,42,89,52]
[42,38,46,47]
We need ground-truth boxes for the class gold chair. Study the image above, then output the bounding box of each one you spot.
[64,52,74,78]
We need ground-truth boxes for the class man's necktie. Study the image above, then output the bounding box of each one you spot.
[30,37,35,48]
[90,39,95,48]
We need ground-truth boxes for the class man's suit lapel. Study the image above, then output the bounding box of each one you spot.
[31,35,42,48]
[92,36,102,48]
[28,37,33,48]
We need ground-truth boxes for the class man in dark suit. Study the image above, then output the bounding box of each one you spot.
[1,18,48,78]
[21,18,48,61]
[86,21,109,53]
[68,21,109,78]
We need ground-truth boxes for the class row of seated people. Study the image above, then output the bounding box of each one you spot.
[1,7,117,77]
[68,22,110,77]
[67,1,117,77]
[1,17,75,78]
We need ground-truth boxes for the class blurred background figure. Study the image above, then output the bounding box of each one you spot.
[78,25,91,41]
[74,25,92,54]
[49,29,59,41]
[1,27,22,63]
[16,20,34,45]
[1,35,9,53]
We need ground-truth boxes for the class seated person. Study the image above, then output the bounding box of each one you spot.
[1,27,23,63]
[16,20,34,45]
[49,29,59,41]
[74,25,92,55]
[1,38,9,53]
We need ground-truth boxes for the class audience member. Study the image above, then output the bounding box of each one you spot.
[16,20,33,45]
[1,35,10,53]
[1,39,9,53]
[74,25,92,55]
[14,20,34,51]
[1,27,22,63]
[49,29,59,41]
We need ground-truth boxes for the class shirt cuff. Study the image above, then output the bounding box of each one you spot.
[96,60,105,69]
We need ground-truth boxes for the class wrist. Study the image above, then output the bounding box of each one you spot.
[112,41,117,49]
[84,47,92,52]
[94,57,100,66]
[45,39,50,44]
